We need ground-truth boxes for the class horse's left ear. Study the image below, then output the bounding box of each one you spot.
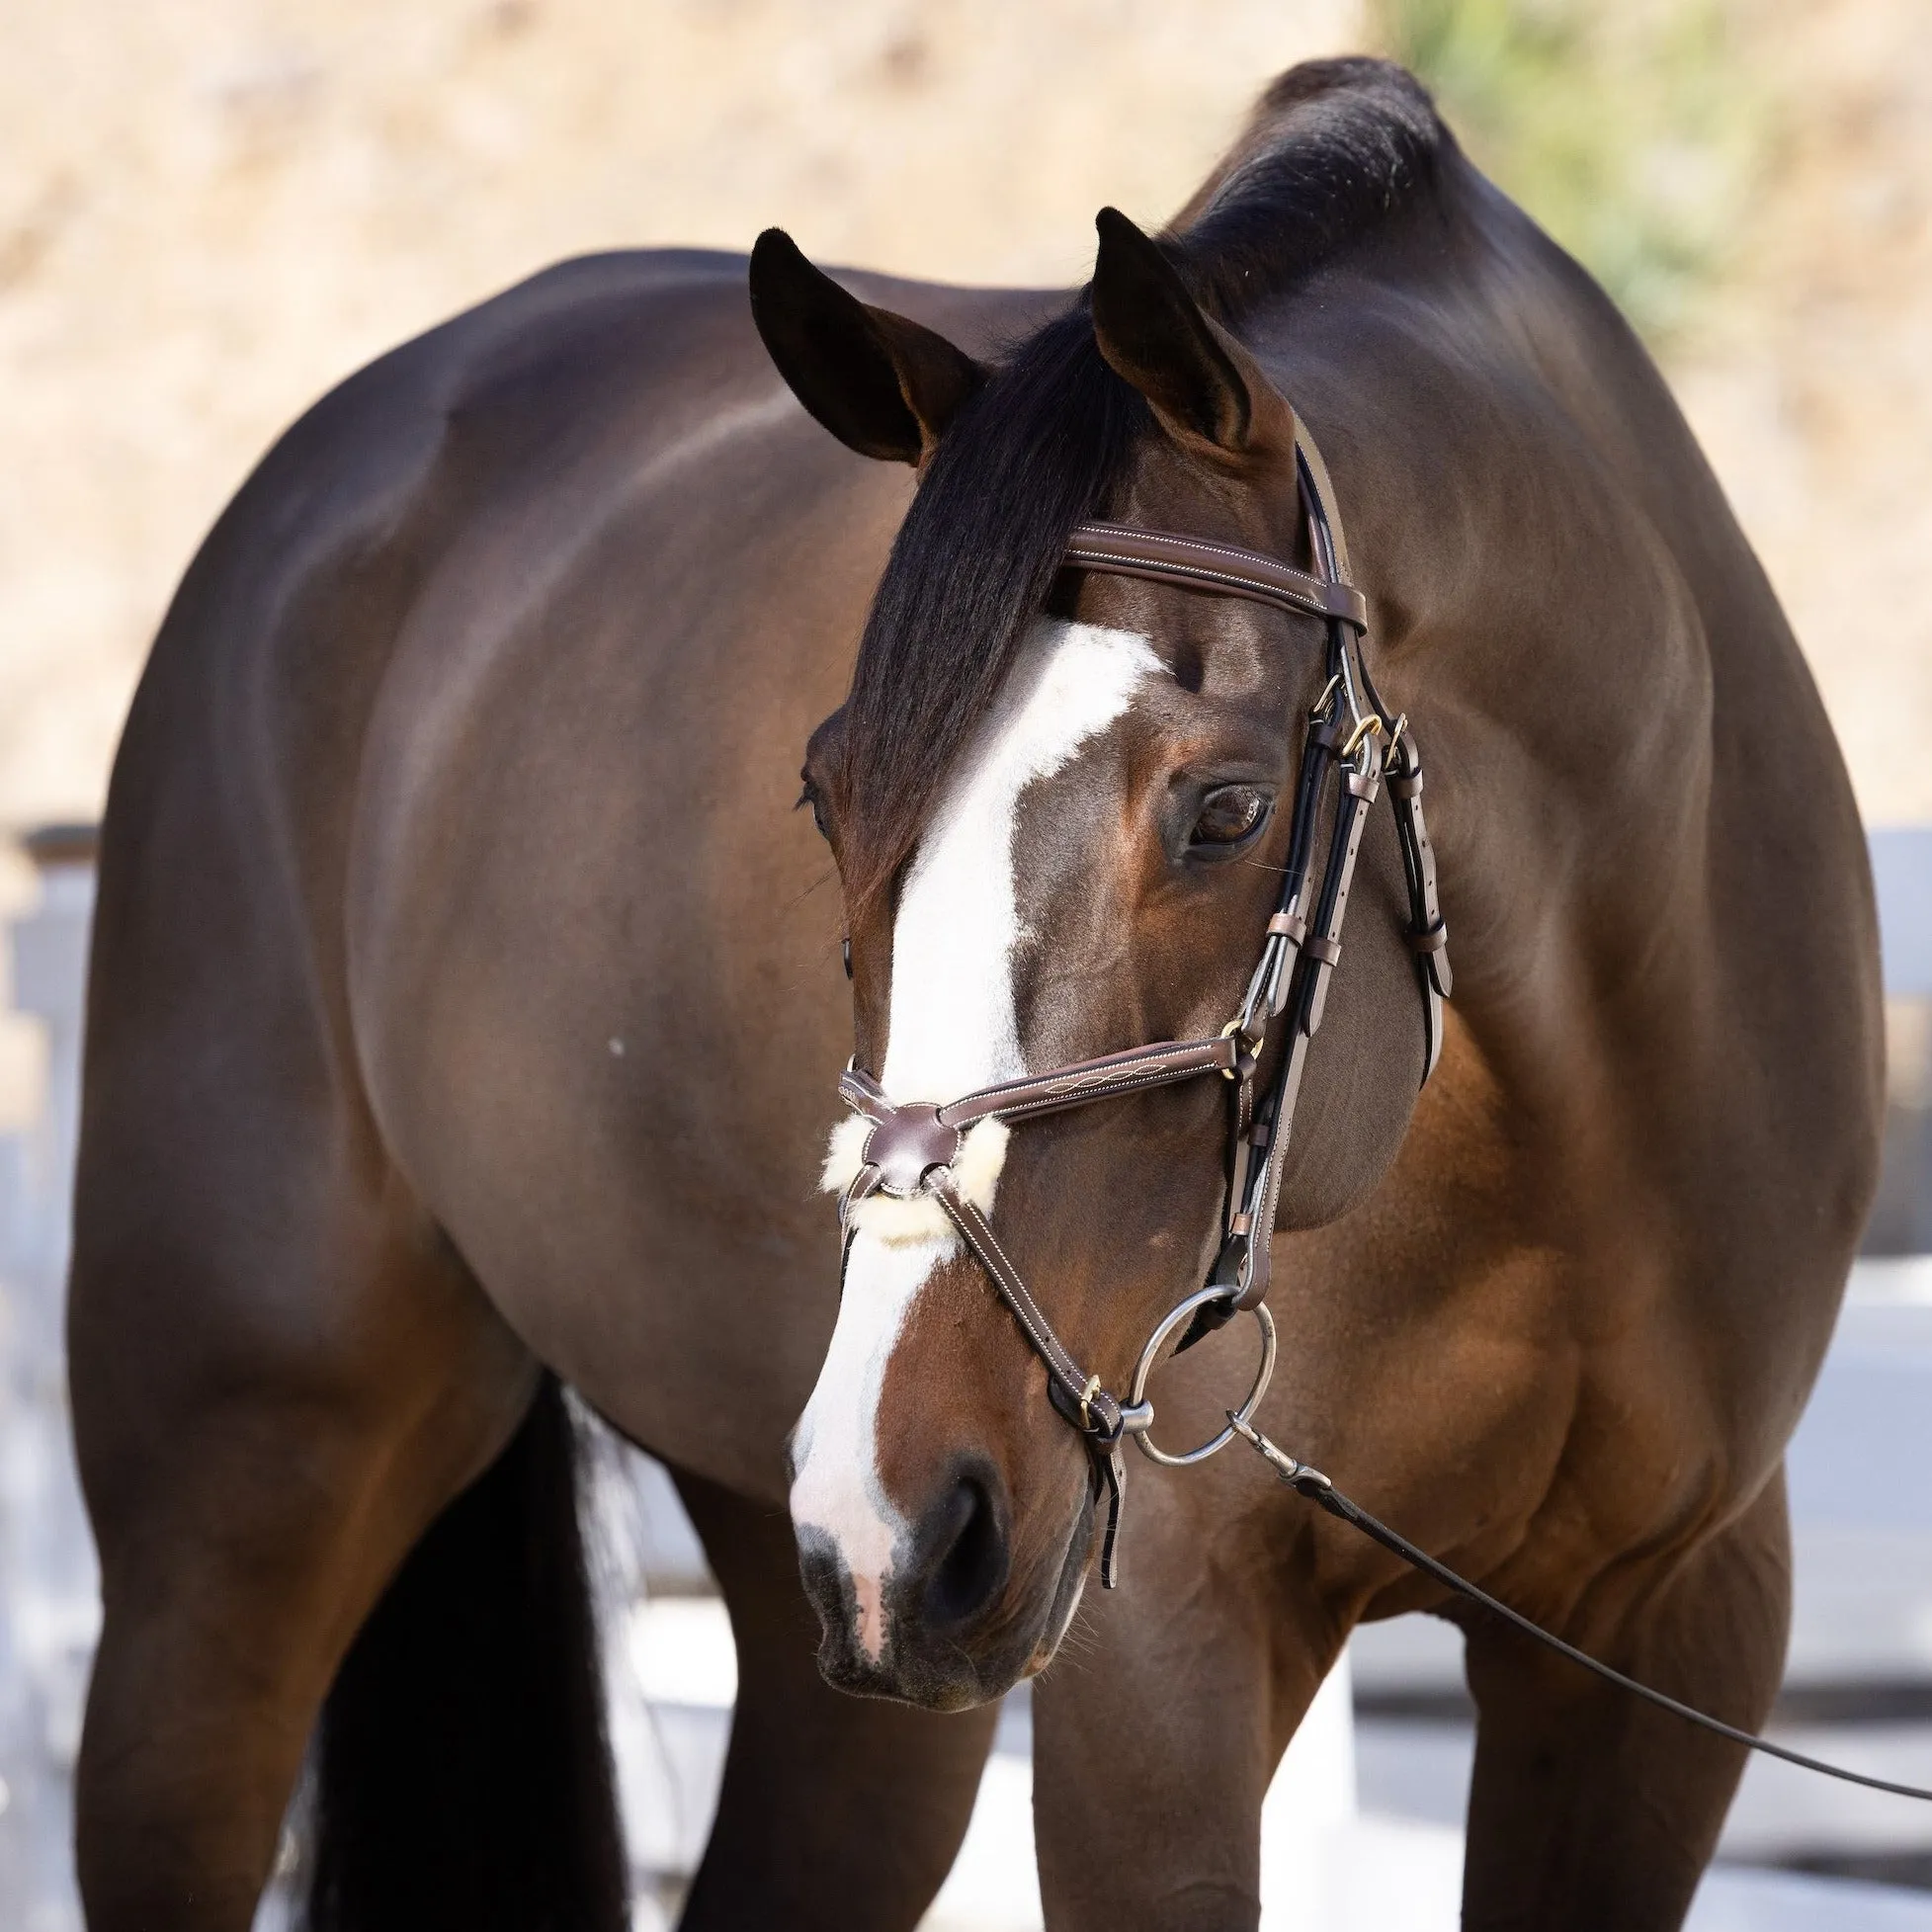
[749,228,985,465]
[1089,207,1296,463]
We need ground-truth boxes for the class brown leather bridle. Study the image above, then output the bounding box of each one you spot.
[831,422,1450,1587]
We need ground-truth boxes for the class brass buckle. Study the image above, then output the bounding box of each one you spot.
[1077,1374,1102,1432]
[1218,1018,1262,1080]
[1340,713,1385,760]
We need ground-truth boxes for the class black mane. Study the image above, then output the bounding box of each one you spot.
[835,58,1445,907]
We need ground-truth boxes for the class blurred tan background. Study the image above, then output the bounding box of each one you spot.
[0,0,1928,1120]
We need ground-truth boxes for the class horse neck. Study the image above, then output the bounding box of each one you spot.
[1316,331,1723,1143]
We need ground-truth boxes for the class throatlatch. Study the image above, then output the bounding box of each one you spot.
[830,421,1450,1586]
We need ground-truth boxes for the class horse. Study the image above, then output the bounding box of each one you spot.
[67,55,1879,1932]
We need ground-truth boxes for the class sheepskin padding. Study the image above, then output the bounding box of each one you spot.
[819,1113,875,1195]
[820,1112,1011,1246]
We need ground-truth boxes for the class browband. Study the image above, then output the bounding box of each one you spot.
[1065,522,1369,631]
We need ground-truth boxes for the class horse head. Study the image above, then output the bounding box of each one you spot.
[753,209,1431,1709]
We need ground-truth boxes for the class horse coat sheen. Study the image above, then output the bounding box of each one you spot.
[67,59,1880,1932]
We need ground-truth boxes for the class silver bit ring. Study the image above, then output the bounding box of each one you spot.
[1127,1289,1277,1468]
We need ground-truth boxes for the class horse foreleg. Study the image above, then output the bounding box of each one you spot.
[1460,1467,1793,1931]
[669,1467,998,1931]
[1030,1470,1342,1932]
[70,1194,539,1932]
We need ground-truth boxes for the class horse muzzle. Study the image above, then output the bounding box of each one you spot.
[796,1449,1095,1709]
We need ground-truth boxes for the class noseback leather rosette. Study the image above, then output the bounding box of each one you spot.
[863,1105,963,1195]
[821,1098,1009,1247]
[822,419,1451,1587]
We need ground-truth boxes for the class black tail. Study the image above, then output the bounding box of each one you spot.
[306,1375,628,1931]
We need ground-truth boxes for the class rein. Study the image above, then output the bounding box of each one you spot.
[827,415,1932,1803]
[1229,1414,1932,1804]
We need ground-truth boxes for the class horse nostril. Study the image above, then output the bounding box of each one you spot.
[795,1531,847,1639]
[923,1473,1009,1630]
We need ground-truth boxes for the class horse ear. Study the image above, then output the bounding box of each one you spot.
[749,229,984,465]
[1089,207,1294,462]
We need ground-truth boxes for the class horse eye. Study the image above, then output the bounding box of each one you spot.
[1191,786,1269,847]
[798,778,830,841]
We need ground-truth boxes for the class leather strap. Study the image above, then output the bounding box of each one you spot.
[1293,428,1355,584]
[1209,729,1384,1319]
[1298,736,1382,1040]
[1066,522,1369,631]
[1386,728,1451,1079]
[933,1180,1150,1588]
[937,1034,1239,1130]
[844,1038,1240,1136]
[837,1064,892,1121]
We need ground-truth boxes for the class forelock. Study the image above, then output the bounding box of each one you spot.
[833,57,1446,911]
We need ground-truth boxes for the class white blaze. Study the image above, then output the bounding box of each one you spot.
[790,620,1160,1657]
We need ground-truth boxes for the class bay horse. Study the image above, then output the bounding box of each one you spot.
[68,57,1878,1932]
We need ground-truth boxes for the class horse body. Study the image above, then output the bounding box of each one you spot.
[72,250,1042,1930]
[337,249,989,1494]
[69,59,1877,1932]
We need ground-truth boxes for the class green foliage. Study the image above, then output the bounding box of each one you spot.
[1373,0,1766,341]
